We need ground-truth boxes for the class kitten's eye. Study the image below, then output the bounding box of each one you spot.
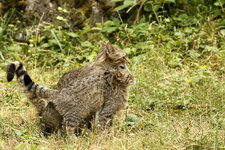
[104,72,110,75]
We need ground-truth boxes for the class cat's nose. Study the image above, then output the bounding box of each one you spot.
[132,77,136,85]
[125,57,130,64]
[133,78,136,85]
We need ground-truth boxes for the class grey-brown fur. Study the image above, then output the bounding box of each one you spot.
[7,42,131,133]
[6,61,63,131]
[98,69,135,128]
[56,41,130,89]
[7,61,135,137]
[6,61,55,108]
[39,42,130,132]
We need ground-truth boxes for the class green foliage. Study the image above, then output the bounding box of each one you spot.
[113,0,225,26]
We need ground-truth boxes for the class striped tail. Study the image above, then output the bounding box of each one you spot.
[7,61,56,101]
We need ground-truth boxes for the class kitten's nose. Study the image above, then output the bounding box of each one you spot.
[129,75,136,85]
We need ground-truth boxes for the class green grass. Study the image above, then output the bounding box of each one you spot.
[0,13,225,149]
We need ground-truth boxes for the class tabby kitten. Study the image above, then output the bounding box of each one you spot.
[98,68,135,128]
[7,61,135,138]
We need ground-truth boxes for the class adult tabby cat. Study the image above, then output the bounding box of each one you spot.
[7,61,135,138]
[21,41,130,133]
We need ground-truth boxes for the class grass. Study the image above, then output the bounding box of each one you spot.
[0,49,224,149]
[0,14,225,149]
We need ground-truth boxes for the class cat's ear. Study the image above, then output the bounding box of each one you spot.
[105,43,116,55]
[100,41,109,53]
[100,41,116,54]
[100,40,106,47]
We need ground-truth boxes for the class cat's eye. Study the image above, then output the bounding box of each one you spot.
[120,65,125,69]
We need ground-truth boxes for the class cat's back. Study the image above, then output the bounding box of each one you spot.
[54,74,107,116]
[56,67,82,90]
[56,62,106,90]
[62,74,106,94]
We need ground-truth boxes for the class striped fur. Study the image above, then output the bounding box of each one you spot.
[7,61,135,137]
[7,61,57,110]
[98,68,135,128]
[42,42,130,133]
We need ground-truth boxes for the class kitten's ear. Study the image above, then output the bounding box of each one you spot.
[114,71,122,83]
[116,71,122,78]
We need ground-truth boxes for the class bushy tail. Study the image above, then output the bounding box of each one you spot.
[7,61,56,101]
